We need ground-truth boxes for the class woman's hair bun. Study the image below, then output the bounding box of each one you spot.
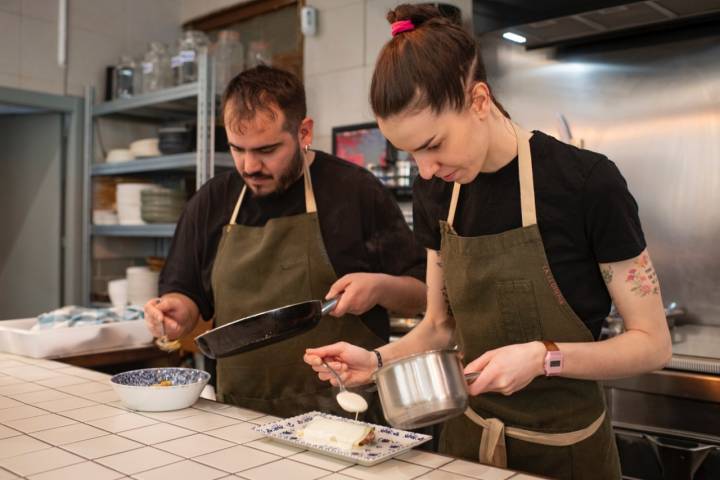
[386,3,449,27]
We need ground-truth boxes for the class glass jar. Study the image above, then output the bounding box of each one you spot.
[246,40,271,69]
[141,42,171,93]
[172,30,209,85]
[213,30,244,93]
[114,55,139,99]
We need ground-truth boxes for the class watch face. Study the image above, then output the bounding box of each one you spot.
[545,351,563,376]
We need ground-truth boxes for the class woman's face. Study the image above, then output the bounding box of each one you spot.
[378,105,489,184]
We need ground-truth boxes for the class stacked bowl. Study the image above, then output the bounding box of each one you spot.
[141,187,186,224]
[126,266,159,305]
[117,183,154,225]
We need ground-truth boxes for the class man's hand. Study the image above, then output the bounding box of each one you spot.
[325,273,384,317]
[144,293,200,341]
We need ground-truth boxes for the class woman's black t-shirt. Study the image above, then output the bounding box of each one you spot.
[412,131,646,339]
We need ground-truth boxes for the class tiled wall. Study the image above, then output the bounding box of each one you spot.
[303,0,473,153]
[0,0,182,97]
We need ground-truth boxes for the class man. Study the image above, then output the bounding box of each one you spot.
[144,66,426,419]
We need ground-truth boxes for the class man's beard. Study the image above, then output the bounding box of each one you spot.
[243,146,304,198]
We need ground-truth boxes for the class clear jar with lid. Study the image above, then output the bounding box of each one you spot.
[172,30,209,85]
[114,55,139,98]
[246,40,272,69]
[141,42,171,93]
[213,30,244,93]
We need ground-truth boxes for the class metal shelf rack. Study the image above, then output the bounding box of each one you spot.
[82,52,221,304]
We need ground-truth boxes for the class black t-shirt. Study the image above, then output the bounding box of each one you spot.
[413,131,646,339]
[160,150,426,340]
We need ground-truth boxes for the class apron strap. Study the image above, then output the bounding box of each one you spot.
[302,152,317,214]
[228,149,318,225]
[464,408,606,468]
[445,122,537,228]
[229,185,247,226]
[513,123,537,227]
[447,182,461,227]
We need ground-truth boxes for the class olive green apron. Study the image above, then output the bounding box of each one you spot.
[438,124,621,479]
[211,154,385,419]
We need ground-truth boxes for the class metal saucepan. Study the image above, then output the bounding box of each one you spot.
[372,349,477,429]
[195,297,339,359]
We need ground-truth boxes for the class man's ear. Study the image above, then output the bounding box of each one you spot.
[298,117,314,147]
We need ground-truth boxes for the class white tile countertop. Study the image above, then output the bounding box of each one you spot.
[0,353,544,480]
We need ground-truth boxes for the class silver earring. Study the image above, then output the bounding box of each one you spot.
[304,144,310,153]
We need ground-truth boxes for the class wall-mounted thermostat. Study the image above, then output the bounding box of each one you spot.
[301,6,318,36]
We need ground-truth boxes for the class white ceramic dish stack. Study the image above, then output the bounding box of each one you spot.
[126,266,159,305]
[106,148,135,163]
[116,183,154,225]
[129,138,161,157]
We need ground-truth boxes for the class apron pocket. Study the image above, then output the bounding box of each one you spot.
[495,279,544,344]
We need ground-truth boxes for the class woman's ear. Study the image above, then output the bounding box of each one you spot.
[469,82,491,120]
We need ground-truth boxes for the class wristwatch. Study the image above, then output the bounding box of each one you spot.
[542,340,563,376]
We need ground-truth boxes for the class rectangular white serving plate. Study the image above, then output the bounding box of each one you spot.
[0,318,153,359]
[253,411,432,466]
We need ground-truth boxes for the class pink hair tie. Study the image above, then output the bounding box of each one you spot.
[391,19,415,37]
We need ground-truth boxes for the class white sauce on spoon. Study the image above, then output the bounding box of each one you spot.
[336,390,368,415]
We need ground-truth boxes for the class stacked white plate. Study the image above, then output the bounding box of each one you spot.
[126,267,159,306]
[117,183,154,225]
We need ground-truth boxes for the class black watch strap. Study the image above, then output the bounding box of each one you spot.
[372,349,383,370]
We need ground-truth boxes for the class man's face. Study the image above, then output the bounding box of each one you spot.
[225,105,303,197]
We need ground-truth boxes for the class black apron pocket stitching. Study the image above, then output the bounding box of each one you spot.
[495,279,545,344]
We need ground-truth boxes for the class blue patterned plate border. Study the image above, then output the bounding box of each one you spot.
[252,411,432,467]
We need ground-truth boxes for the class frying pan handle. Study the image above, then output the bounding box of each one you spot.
[321,296,341,316]
[194,333,216,360]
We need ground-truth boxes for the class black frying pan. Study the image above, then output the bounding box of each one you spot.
[194,297,339,359]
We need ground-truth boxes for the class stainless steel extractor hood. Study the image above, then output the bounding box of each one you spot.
[474,0,720,48]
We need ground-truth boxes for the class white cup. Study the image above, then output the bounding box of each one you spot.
[108,279,128,307]
[126,267,159,305]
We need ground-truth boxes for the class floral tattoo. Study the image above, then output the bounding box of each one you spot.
[601,265,613,285]
[626,254,659,297]
[436,259,455,318]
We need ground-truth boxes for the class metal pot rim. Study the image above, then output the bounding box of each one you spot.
[372,348,461,380]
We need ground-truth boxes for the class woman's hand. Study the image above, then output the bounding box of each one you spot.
[465,341,546,396]
[304,342,378,387]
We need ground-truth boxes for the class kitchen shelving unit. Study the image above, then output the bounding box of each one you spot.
[81,52,231,304]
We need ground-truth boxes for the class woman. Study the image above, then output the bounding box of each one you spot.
[304,4,671,479]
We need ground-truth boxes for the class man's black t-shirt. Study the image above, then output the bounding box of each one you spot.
[413,131,646,339]
[160,150,426,340]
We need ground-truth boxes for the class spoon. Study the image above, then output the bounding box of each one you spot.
[322,360,368,415]
[154,300,181,353]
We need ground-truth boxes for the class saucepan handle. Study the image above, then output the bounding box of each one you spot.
[321,296,341,316]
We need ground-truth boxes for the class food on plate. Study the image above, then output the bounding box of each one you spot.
[152,380,173,387]
[298,416,375,449]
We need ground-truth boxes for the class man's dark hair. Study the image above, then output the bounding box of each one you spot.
[222,65,307,133]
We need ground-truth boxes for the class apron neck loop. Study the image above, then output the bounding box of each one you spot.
[444,122,537,228]
[302,148,318,214]
[229,148,319,225]
[446,181,461,227]
[513,123,537,228]
[229,185,247,225]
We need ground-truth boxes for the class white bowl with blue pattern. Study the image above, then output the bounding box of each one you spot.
[110,367,210,411]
